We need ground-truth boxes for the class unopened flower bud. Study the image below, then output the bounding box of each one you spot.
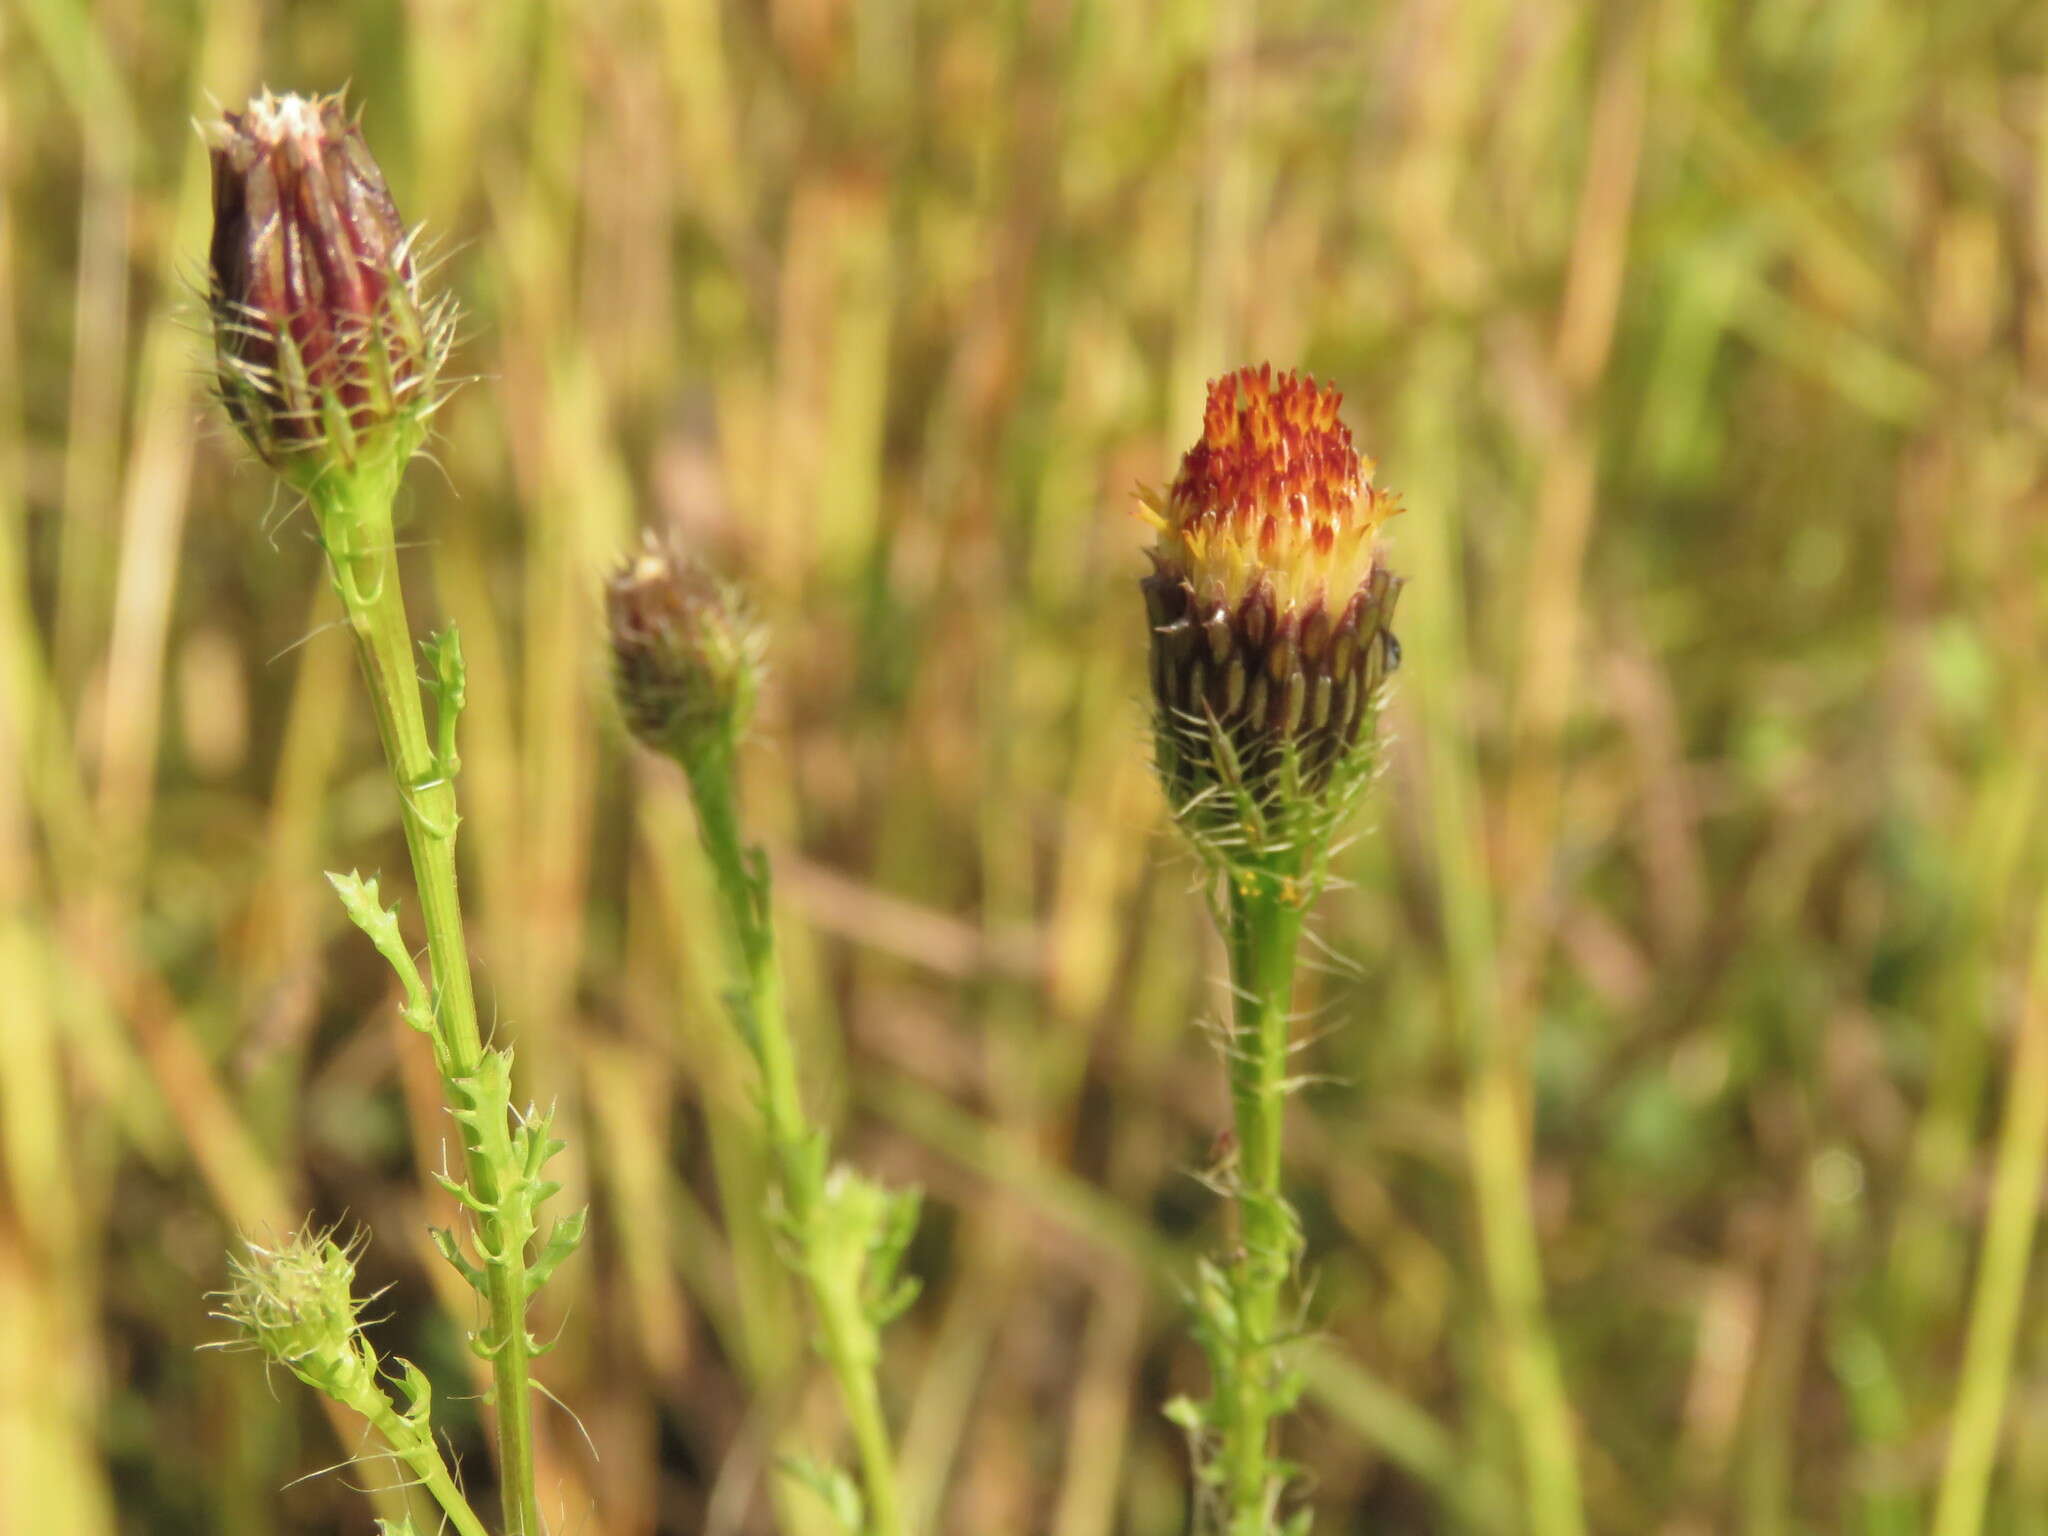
[607,534,764,768]
[1139,365,1403,853]
[207,91,453,485]
[216,1228,377,1396]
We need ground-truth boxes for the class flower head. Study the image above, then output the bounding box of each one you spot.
[207,90,453,485]
[607,534,765,769]
[215,1227,379,1397]
[1139,366,1402,857]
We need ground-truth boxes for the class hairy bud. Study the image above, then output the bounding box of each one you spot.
[607,534,765,769]
[1138,366,1403,860]
[215,1227,378,1399]
[207,91,453,484]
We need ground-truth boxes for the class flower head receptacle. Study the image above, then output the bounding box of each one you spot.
[1139,365,1403,875]
[607,533,766,774]
[207,90,454,491]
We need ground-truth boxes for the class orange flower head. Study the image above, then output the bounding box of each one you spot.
[1142,364,1397,616]
[1138,366,1403,844]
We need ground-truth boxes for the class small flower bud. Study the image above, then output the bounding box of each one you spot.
[207,91,453,485]
[607,534,765,768]
[216,1227,378,1398]
[1138,365,1403,854]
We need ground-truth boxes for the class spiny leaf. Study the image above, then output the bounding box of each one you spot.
[527,1207,589,1297]
[429,1226,487,1293]
[326,869,432,1031]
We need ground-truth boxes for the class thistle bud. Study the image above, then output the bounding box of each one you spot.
[206,91,453,485]
[607,534,764,769]
[1138,365,1402,856]
[215,1227,378,1399]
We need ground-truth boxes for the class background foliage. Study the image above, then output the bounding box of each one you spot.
[5,0,2048,1530]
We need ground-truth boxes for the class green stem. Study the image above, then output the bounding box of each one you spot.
[1932,884,2048,1536]
[1219,874,1305,1534]
[357,1394,494,1536]
[687,752,906,1536]
[314,467,542,1536]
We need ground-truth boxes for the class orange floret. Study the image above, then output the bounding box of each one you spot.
[1140,365,1399,614]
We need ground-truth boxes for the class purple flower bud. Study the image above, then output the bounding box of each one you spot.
[607,535,765,767]
[207,91,451,481]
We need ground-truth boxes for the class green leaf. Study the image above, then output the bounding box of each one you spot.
[392,1357,435,1430]
[868,1275,921,1329]
[325,870,433,1033]
[429,1225,487,1294]
[1162,1394,1210,1433]
[781,1454,865,1532]
[527,1206,589,1296]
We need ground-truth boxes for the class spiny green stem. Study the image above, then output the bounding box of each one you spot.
[314,467,543,1536]
[687,751,906,1536]
[1220,874,1305,1534]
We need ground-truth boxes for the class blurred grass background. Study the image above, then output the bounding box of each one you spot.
[5,0,2048,1530]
